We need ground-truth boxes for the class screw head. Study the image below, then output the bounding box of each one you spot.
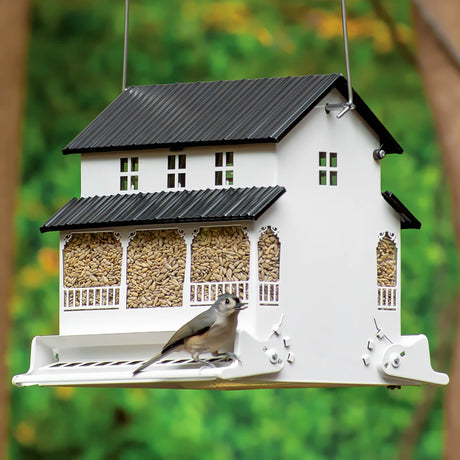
[373,148,386,161]
[390,353,400,368]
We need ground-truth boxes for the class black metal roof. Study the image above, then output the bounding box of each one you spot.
[64,74,403,155]
[383,191,421,229]
[40,186,286,233]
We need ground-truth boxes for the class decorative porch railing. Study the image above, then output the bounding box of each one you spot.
[377,287,397,310]
[63,287,120,311]
[259,281,280,306]
[190,281,249,306]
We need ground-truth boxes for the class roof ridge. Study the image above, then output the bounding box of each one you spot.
[126,73,342,90]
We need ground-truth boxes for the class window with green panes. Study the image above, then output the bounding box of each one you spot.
[167,154,186,189]
[215,151,234,187]
[318,151,338,186]
[120,157,139,191]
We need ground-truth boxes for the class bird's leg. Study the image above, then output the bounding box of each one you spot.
[225,352,242,365]
[212,351,242,365]
[192,352,216,369]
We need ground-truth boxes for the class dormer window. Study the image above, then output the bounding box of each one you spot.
[319,151,338,186]
[167,154,186,189]
[215,151,234,186]
[120,157,139,191]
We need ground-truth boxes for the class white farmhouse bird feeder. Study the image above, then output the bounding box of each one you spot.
[13,73,448,389]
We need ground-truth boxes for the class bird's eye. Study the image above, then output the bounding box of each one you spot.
[225,299,230,304]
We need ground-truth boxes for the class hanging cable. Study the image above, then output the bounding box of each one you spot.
[325,0,355,118]
[341,0,353,109]
[122,0,130,91]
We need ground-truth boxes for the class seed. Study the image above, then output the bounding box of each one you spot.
[63,232,122,288]
[258,227,280,282]
[377,234,397,287]
[191,226,250,283]
[64,226,284,309]
[127,229,186,308]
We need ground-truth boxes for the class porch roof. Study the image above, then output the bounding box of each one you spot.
[383,191,421,229]
[40,186,286,233]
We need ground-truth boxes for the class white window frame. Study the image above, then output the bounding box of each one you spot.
[214,151,234,187]
[319,151,338,187]
[120,156,139,192]
[167,154,187,190]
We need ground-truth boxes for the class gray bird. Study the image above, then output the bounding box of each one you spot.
[133,293,247,376]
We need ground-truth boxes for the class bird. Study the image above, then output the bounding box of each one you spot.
[133,293,247,376]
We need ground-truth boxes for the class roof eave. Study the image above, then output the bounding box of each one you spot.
[62,137,279,155]
[40,215,260,233]
[333,76,403,155]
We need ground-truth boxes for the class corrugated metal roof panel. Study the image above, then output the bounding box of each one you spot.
[40,186,286,233]
[63,74,403,155]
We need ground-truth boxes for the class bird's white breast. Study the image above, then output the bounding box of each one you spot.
[184,313,238,355]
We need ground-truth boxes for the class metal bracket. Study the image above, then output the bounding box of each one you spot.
[325,102,355,118]
[271,314,284,337]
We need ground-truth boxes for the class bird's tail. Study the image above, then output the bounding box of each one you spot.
[132,348,176,376]
[132,352,164,376]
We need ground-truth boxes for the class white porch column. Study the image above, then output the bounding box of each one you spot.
[247,226,260,328]
[59,232,72,315]
[116,230,136,310]
[181,229,193,308]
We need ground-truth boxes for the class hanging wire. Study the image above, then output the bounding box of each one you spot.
[325,0,355,118]
[122,0,130,91]
[340,0,353,108]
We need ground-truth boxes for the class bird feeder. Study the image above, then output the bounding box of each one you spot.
[12,74,448,389]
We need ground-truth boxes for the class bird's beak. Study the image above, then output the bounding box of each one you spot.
[235,302,247,310]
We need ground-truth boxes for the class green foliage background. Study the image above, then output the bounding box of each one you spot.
[10,0,458,458]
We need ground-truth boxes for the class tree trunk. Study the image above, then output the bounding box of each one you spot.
[0,1,30,458]
[412,1,460,459]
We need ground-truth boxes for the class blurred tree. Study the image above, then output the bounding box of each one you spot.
[0,1,30,459]
[412,1,460,459]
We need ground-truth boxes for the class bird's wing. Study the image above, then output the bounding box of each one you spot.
[132,307,217,376]
[162,308,217,354]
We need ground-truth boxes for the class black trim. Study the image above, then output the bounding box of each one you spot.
[382,191,421,229]
[334,79,403,155]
